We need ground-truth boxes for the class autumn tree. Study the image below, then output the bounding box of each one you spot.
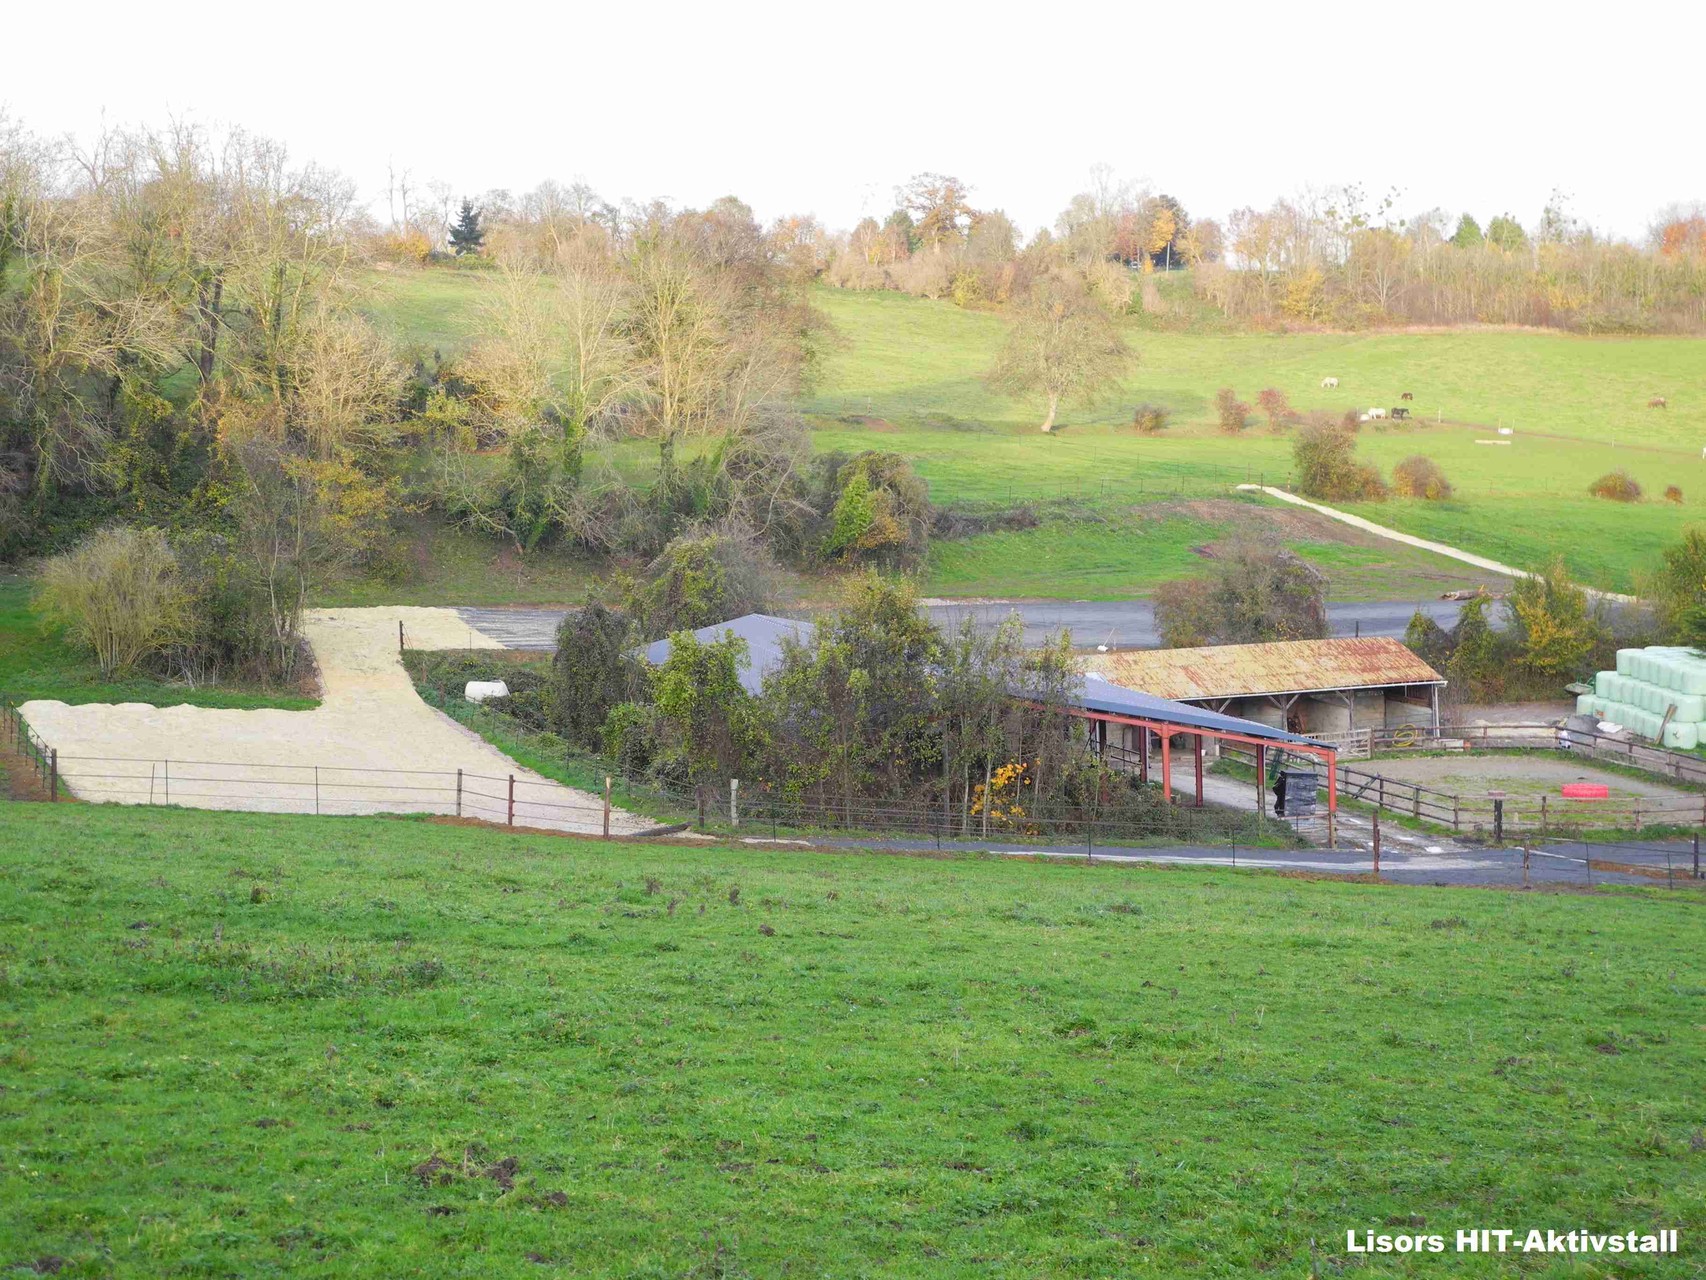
[897,173,974,251]
[1255,387,1292,431]
[986,276,1133,432]
[1293,420,1388,500]
[1508,557,1603,679]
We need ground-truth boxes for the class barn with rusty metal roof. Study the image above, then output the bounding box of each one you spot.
[1083,637,1444,745]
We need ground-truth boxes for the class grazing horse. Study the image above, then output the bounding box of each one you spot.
[1650,396,1669,409]
[1367,407,1387,420]
[1390,407,1411,420]
[1400,391,1414,401]
[1320,376,1339,389]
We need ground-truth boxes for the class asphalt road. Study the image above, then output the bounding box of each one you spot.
[769,833,1699,888]
[456,599,1483,652]
[921,598,1479,649]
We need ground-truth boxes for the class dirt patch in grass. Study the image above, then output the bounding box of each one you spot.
[1141,498,1436,555]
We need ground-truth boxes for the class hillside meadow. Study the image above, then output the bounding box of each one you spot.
[0,802,1701,1276]
[363,269,1706,599]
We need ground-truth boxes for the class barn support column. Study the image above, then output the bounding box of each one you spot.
[1139,732,1149,784]
[1194,734,1204,808]
[1255,745,1267,821]
[1430,684,1441,731]
[1161,735,1172,804]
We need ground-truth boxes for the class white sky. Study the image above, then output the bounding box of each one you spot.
[9,0,1699,242]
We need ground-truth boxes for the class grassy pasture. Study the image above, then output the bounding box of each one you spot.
[0,803,1700,1277]
[361,270,1706,599]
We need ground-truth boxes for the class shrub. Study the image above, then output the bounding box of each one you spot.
[1132,403,1169,434]
[35,526,187,678]
[1215,387,1251,433]
[1255,388,1293,432]
[1588,470,1642,502]
[1391,456,1454,500]
[1293,423,1389,501]
[551,603,643,750]
[1665,485,1684,504]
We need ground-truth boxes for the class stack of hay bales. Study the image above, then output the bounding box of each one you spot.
[1576,646,1706,749]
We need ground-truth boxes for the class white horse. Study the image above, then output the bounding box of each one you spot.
[1367,406,1387,420]
[1321,376,1339,389]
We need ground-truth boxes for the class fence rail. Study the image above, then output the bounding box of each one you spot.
[1271,721,1706,837]
[10,705,1299,853]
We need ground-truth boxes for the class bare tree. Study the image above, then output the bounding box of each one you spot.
[986,276,1134,431]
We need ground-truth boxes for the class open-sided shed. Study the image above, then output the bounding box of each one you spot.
[1085,638,1444,739]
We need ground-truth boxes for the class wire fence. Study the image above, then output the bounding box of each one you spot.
[9,701,1301,853]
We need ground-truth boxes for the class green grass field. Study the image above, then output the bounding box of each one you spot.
[0,803,1700,1276]
[0,580,316,711]
[361,269,1706,600]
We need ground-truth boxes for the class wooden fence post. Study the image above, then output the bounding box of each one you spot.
[507,774,515,827]
[1372,811,1381,880]
[456,768,463,817]
[399,620,405,654]
[1541,794,1548,839]
[603,776,612,840]
[49,749,57,802]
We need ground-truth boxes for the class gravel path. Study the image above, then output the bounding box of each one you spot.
[21,608,647,835]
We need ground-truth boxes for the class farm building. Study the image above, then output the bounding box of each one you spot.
[642,614,815,694]
[1083,638,1445,742]
[641,615,1342,812]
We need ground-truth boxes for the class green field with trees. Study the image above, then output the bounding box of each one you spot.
[1,803,1699,1277]
[9,114,1706,738]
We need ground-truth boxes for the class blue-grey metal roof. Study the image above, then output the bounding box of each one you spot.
[641,614,816,695]
[1075,673,1323,748]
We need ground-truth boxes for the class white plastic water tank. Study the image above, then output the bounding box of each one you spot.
[464,680,510,703]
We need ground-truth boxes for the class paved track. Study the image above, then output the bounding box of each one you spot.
[772,833,1698,888]
[456,600,1481,652]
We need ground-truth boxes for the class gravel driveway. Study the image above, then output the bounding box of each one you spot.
[21,608,648,835]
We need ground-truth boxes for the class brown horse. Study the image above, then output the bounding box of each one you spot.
[1400,391,1414,401]
[1650,396,1669,409]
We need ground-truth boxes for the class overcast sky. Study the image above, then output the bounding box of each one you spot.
[9,0,1698,242]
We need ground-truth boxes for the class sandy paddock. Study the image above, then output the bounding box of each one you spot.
[1364,753,1696,804]
[21,608,649,835]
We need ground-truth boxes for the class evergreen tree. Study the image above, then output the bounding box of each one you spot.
[448,199,484,255]
[1450,213,1483,250]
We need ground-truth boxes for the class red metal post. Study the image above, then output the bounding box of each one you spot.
[1161,735,1173,804]
[1193,734,1204,808]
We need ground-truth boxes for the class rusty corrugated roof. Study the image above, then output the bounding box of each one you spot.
[1083,637,1444,702]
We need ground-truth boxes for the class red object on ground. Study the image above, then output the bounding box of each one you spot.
[1560,783,1611,800]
